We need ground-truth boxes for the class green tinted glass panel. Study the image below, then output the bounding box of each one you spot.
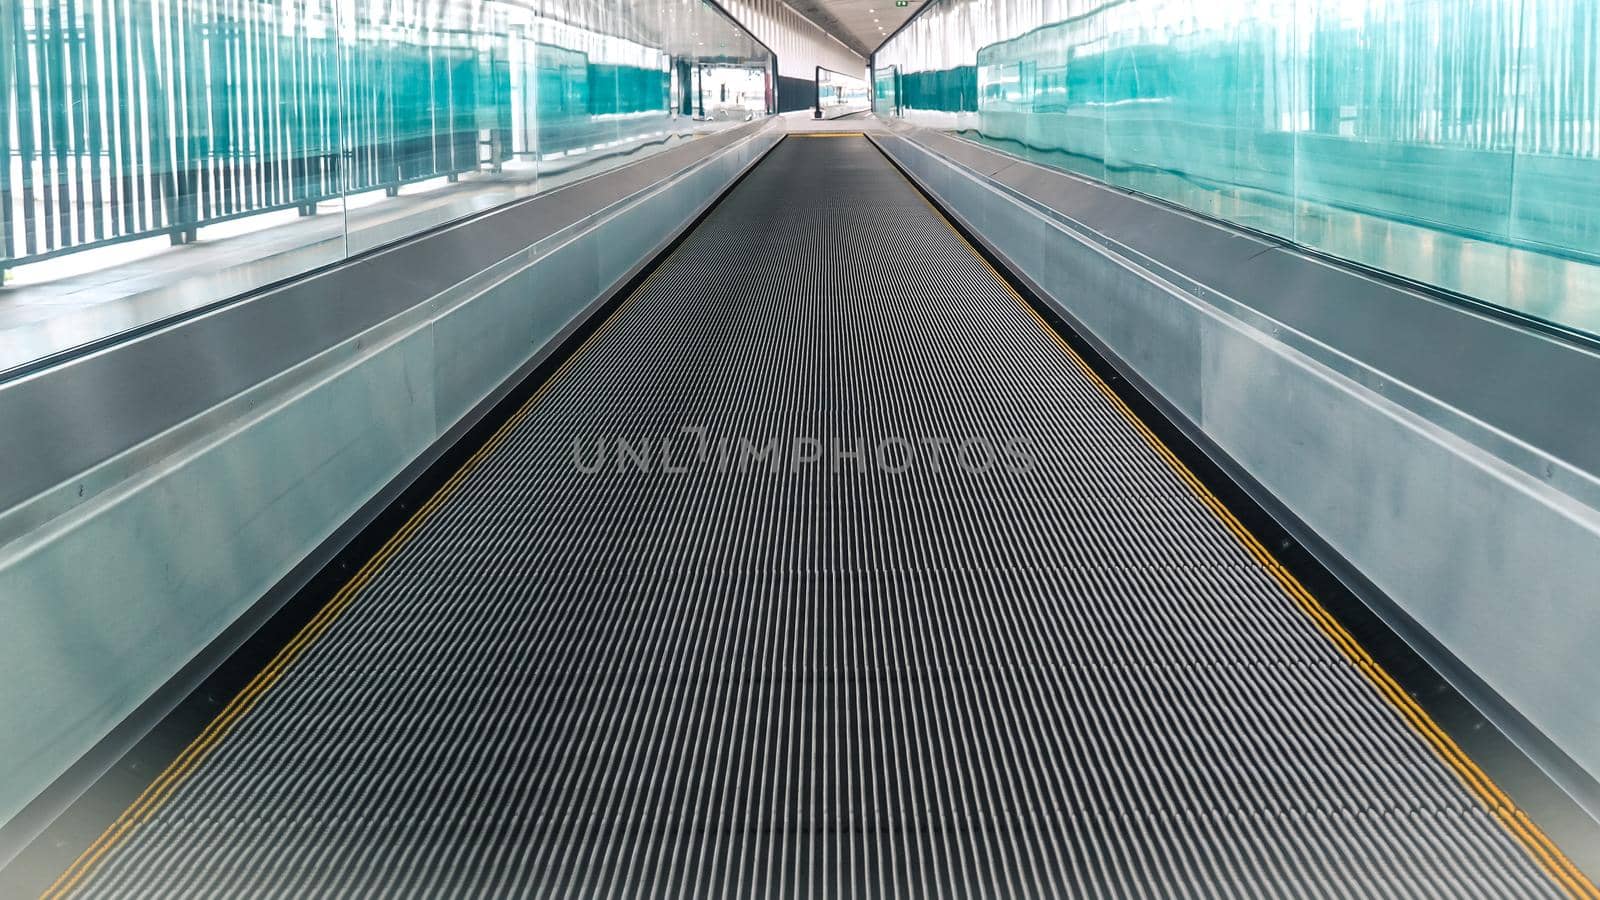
[876,0,1600,337]
[0,0,772,290]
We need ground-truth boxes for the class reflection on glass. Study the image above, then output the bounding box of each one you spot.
[700,65,771,121]
[0,0,773,368]
[817,67,870,119]
[876,0,1600,337]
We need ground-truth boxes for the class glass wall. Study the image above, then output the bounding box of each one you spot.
[817,67,870,119]
[0,0,771,366]
[873,64,899,117]
[875,0,1600,338]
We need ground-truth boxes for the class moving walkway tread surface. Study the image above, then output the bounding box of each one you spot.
[39,135,1592,897]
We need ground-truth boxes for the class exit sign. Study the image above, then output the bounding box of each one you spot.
[895,1,908,6]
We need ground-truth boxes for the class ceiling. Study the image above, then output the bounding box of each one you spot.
[785,0,922,59]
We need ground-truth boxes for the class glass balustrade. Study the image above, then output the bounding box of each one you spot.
[0,0,773,369]
[874,0,1600,338]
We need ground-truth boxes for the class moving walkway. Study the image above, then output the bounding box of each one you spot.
[22,135,1595,898]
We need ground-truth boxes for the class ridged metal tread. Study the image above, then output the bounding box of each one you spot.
[65,136,1563,897]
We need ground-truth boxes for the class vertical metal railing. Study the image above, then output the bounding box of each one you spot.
[0,0,771,285]
[0,0,503,280]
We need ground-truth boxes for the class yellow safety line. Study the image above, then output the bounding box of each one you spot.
[41,260,668,900]
[874,140,1600,900]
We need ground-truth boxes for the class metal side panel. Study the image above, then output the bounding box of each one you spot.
[0,327,438,835]
[0,121,776,519]
[0,123,782,839]
[872,131,1600,808]
[898,128,1600,508]
[41,136,1582,898]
